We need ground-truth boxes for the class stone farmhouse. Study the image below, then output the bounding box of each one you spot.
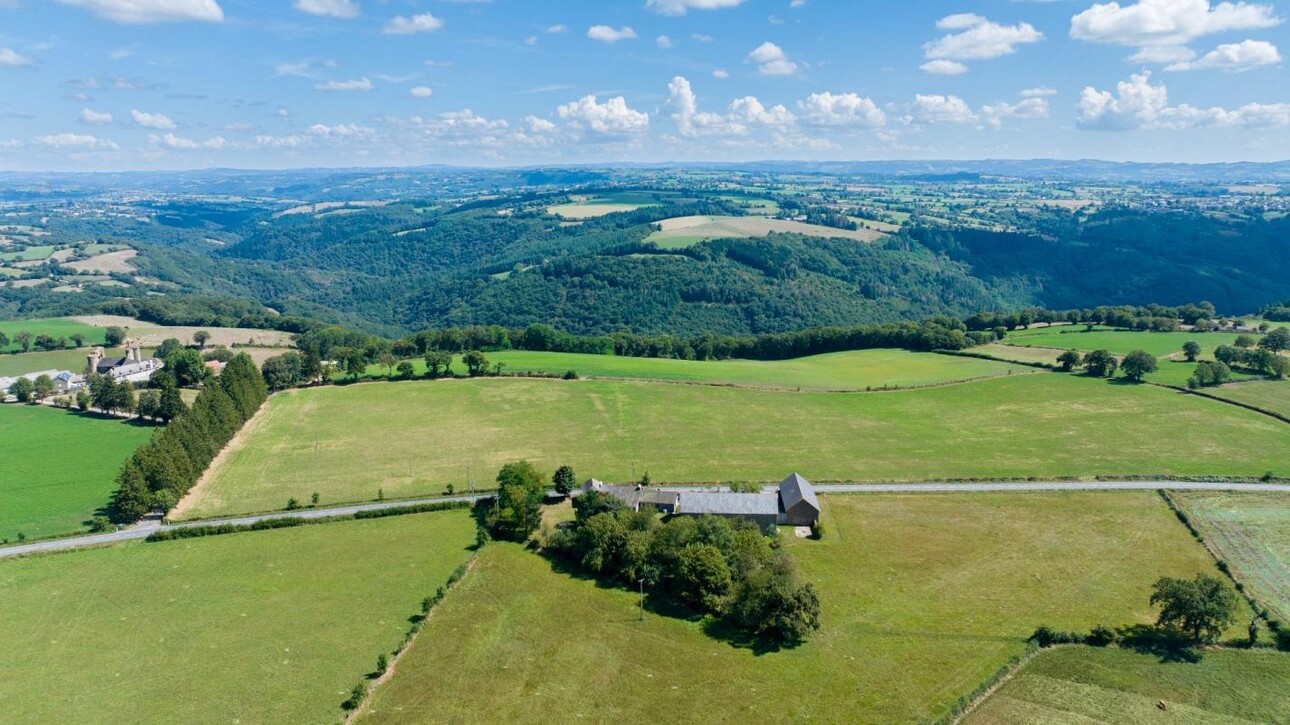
[581,473,820,531]
[87,342,163,384]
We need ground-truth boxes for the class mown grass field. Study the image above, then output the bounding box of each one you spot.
[364,349,1033,390]
[360,493,1234,723]
[967,646,1290,724]
[0,510,476,724]
[0,348,113,376]
[964,344,1064,366]
[178,374,1290,519]
[0,405,152,540]
[0,318,106,353]
[1206,380,1290,419]
[1002,329,1242,359]
[1174,491,1290,621]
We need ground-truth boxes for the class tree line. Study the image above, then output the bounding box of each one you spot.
[109,354,268,522]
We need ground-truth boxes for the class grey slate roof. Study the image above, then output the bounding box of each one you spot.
[678,492,779,517]
[779,473,820,512]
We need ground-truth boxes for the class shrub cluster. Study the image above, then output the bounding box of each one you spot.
[110,354,268,522]
[549,497,820,644]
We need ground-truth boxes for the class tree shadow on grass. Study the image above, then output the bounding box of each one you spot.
[1117,625,1203,663]
[539,550,799,655]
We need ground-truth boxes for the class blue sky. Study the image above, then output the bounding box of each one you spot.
[0,0,1288,170]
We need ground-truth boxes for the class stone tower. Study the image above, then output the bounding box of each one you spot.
[87,347,104,375]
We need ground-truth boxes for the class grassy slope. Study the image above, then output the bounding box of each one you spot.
[0,405,152,540]
[967,646,1290,724]
[361,492,1233,724]
[364,349,1033,390]
[0,348,122,377]
[1175,491,1290,621]
[0,511,475,724]
[1206,380,1290,419]
[180,374,1290,519]
[0,318,106,354]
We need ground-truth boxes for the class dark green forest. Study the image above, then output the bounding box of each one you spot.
[3,187,1289,337]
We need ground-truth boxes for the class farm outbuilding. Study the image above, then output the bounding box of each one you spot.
[579,473,821,530]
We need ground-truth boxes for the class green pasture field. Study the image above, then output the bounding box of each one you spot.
[362,349,1033,390]
[0,317,106,353]
[359,492,1237,724]
[0,268,24,278]
[177,374,1290,520]
[0,348,119,377]
[0,404,152,540]
[1002,329,1242,359]
[0,245,56,263]
[1174,491,1290,621]
[967,646,1290,724]
[0,510,475,724]
[1206,379,1290,418]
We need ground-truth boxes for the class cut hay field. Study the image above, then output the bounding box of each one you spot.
[359,492,1235,724]
[1174,491,1290,621]
[645,215,886,249]
[1002,329,1242,359]
[547,192,664,219]
[176,374,1290,520]
[0,510,476,724]
[964,344,1063,366]
[967,646,1290,724]
[62,248,138,274]
[366,349,1034,390]
[69,315,296,348]
[0,404,152,541]
[1206,380,1290,419]
[0,317,106,353]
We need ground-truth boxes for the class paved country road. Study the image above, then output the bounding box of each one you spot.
[3,481,1290,560]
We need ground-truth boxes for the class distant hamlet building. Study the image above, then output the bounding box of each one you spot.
[88,342,163,384]
[581,473,820,530]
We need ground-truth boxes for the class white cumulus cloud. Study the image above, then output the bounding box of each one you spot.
[410,86,434,98]
[587,25,637,43]
[384,13,444,35]
[798,92,885,127]
[747,41,800,75]
[911,94,978,124]
[1078,71,1290,130]
[557,95,649,135]
[920,60,968,75]
[646,0,744,16]
[1166,39,1281,71]
[1071,0,1282,48]
[80,108,113,125]
[294,0,358,19]
[54,0,223,24]
[0,47,34,67]
[34,133,119,150]
[131,109,177,130]
[150,133,228,150]
[924,13,1044,69]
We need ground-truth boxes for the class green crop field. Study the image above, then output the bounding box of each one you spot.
[1174,491,1290,621]
[0,245,56,263]
[359,492,1235,723]
[365,349,1033,390]
[0,511,476,724]
[0,317,106,354]
[0,405,152,540]
[177,374,1290,520]
[1003,329,1242,359]
[964,344,1063,366]
[1205,380,1290,419]
[967,646,1290,724]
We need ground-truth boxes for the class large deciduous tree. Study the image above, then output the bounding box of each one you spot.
[487,461,547,541]
[1120,350,1158,381]
[1150,573,1238,644]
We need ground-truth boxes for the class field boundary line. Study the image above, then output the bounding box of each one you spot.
[937,642,1048,725]
[167,391,283,519]
[1154,383,1290,427]
[346,553,482,724]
